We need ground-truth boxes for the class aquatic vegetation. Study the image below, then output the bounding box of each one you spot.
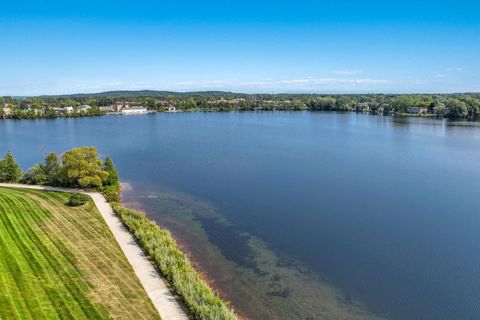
[112,203,237,320]
[125,185,385,320]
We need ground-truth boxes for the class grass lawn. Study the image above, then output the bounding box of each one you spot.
[0,187,160,320]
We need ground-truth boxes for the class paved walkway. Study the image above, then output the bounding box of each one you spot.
[0,183,189,320]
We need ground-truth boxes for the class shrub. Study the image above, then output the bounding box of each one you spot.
[100,183,121,202]
[66,193,91,207]
[111,203,237,320]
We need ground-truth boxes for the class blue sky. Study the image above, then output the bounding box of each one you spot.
[1,0,479,95]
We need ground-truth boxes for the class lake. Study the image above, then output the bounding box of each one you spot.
[2,112,480,319]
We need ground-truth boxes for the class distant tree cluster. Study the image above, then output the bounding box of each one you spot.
[0,147,121,201]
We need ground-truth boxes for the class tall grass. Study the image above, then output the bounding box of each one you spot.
[111,203,237,320]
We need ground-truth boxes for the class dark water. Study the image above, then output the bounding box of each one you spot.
[2,112,480,319]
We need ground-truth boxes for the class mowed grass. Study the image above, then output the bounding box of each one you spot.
[0,187,160,320]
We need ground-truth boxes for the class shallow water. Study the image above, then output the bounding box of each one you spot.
[2,112,480,319]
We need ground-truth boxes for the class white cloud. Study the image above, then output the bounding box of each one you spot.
[173,81,196,86]
[446,67,463,72]
[331,70,364,75]
[12,76,393,95]
[279,78,390,86]
[74,82,153,91]
[279,79,324,84]
[192,77,392,89]
[411,79,431,85]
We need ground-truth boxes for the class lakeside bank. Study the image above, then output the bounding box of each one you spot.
[0,183,189,319]
[0,185,160,319]
[0,147,237,320]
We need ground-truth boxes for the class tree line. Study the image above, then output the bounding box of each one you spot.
[0,147,120,201]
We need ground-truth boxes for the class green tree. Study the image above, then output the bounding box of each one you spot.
[61,147,108,188]
[44,152,62,186]
[445,99,468,118]
[335,96,354,111]
[0,151,22,182]
[20,164,47,185]
[103,156,119,186]
[392,96,417,113]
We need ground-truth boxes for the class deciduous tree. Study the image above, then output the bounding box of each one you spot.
[61,147,108,188]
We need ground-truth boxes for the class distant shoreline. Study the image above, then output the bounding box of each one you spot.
[1,109,477,123]
[2,92,480,120]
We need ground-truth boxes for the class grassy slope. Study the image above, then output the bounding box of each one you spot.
[0,187,160,320]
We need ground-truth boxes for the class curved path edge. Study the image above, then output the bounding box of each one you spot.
[0,183,189,320]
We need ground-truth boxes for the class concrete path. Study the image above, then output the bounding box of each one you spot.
[0,183,189,320]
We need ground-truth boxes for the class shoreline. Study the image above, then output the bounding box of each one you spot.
[0,109,473,122]
[121,182,385,320]
[124,197,238,304]
[120,190,245,318]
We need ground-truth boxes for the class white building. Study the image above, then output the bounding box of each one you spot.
[407,107,428,114]
[99,105,114,112]
[79,105,92,112]
[2,107,12,116]
[121,107,148,115]
[52,106,74,115]
[114,101,130,112]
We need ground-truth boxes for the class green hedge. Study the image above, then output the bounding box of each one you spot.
[111,203,237,320]
[66,193,91,206]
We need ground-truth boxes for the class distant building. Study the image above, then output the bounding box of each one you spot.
[52,107,64,114]
[214,97,245,104]
[407,107,428,114]
[114,101,130,112]
[113,104,123,112]
[121,107,148,115]
[99,105,114,112]
[2,107,12,117]
[52,107,73,115]
[226,98,245,104]
[363,102,384,114]
[79,105,92,112]
[166,105,176,112]
[356,102,370,112]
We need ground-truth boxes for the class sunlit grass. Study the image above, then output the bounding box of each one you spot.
[0,187,159,320]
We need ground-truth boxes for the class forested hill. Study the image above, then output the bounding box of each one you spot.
[39,90,243,98]
[37,90,480,99]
